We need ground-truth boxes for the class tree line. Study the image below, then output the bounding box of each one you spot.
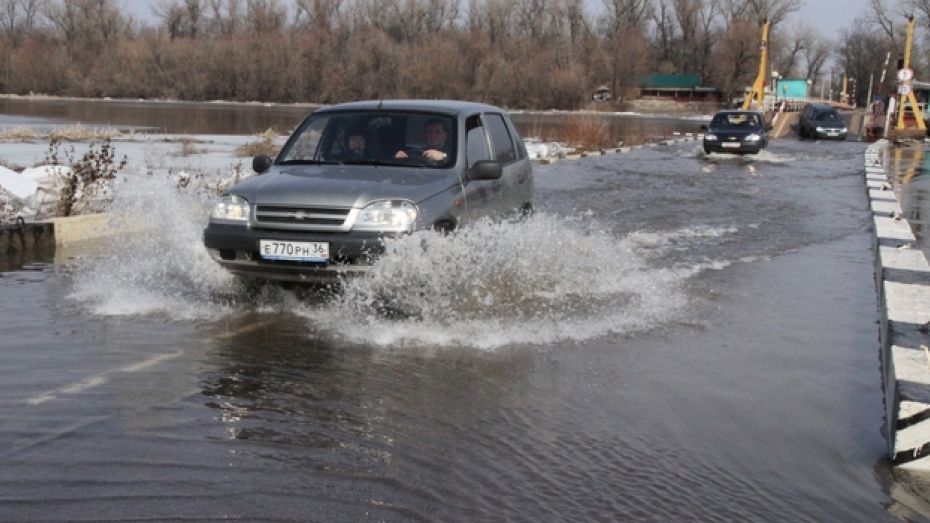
[0,0,916,110]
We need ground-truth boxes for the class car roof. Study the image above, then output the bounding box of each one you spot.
[713,110,764,116]
[806,103,836,112]
[314,99,507,117]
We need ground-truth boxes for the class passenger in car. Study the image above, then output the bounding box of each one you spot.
[339,126,369,162]
[395,118,450,165]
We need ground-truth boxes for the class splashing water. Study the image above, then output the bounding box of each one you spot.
[68,172,242,319]
[66,173,736,349]
[689,146,797,164]
[307,213,692,349]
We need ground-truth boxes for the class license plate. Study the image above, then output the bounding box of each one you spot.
[721,142,741,148]
[259,240,329,262]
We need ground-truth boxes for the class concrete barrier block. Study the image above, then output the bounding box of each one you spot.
[869,188,898,201]
[875,215,917,242]
[48,213,112,246]
[884,281,930,326]
[880,245,930,274]
[620,147,632,153]
[872,199,902,215]
[0,222,54,257]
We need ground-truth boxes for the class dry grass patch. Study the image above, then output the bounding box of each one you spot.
[0,126,40,141]
[172,136,207,157]
[560,115,614,150]
[49,124,121,142]
[235,128,281,157]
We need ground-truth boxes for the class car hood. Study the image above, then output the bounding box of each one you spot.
[228,164,459,208]
[812,120,846,130]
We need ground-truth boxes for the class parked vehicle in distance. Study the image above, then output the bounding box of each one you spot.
[798,103,848,140]
[203,100,534,283]
[702,110,769,155]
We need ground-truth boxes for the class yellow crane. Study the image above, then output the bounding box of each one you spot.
[895,15,926,132]
[742,19,770,111]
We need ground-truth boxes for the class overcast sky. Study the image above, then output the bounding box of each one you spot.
[116,0,876,40]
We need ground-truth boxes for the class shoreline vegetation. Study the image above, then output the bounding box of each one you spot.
[0,0,858,111]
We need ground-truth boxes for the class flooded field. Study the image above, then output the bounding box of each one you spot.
[3,130,927,520]
[0,96,704,145]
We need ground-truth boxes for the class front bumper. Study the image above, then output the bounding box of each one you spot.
[814,129,847,140]
[703,140,764,154]
[203,223,390,282]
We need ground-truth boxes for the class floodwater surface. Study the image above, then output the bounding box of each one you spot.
[0,97,703,144]
[1,137,925,521]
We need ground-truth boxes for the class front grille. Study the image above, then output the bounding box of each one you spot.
[254,205,351,229]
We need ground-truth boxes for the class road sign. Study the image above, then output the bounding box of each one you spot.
[899,83,912,95]
[898,68,914,82]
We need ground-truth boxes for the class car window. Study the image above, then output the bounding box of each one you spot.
[281,116,329,161]
[466,115,492,169]
[483,113,517,163]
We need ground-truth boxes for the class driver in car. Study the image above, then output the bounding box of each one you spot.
[395,118,450,165]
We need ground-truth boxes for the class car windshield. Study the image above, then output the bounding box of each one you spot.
[814,111,842,122]
[710,112,762,130]
[278,110,457,168]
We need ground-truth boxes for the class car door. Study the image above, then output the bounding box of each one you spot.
[462,113,495,222]
[482,112,530,213]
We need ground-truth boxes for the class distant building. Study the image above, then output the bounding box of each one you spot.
[774,78,810,101]
[592,85,611,102]
[636,74,722,102]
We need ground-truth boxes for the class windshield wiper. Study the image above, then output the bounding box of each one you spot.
[339,159,421,167]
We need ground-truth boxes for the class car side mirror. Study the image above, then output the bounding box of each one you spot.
[699,124,708,132]
[468,160,502,181]
[252,155,273,174]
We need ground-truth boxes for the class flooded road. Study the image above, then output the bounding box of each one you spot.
[0,138,919,521]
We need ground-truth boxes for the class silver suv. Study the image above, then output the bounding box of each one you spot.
[203,100,534,282]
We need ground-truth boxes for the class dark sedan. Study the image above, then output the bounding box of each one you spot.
[798,103,848,140]
[702,110,769,155]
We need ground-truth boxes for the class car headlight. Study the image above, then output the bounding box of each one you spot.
[841,127,848,133]
[704,133,718,141]
[744,133,761,142]
[353,200,418,231]
[211,194,250,223]
[816,126,825,133]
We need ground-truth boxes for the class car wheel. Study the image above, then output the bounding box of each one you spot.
[703,146,712,155]
[433,220,456,235]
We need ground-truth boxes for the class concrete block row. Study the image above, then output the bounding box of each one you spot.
[866,139,930,471]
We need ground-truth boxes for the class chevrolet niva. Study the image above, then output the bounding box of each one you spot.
[203,100,534,282]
